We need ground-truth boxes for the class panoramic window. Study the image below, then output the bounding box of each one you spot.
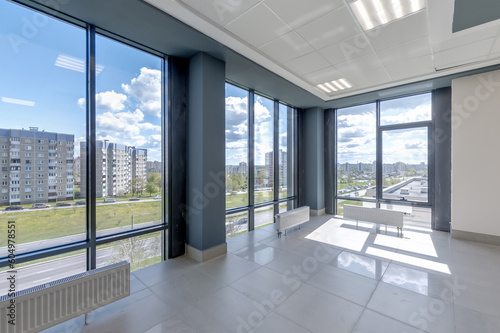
[336,103,376,213]
[225,83,297,237]
[0,1,86,254]
[0,1,167,289]
[380,93,432,125]
[254,95,274,204]
[92,35,163,240]
[335,93,432,225]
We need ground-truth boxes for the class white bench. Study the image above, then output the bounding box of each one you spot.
[343,204,404,234]
[275,206,310,237]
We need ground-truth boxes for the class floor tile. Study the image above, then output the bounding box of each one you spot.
[290,239,342,264]
[144,314,196,333]
[265,252,325,283]
[234,242,286,265]
[382,263,453,300]
[178,286,268,333]
[150,267,226,313]
[198,253,260,285]
[276,284,363,333]
[353,309,424,333]
[231,267,301,304]
[307,265,378,306]
[331,250,389,280]
[454,279,500,318]
[454,304,500,333]
[249,312,310,333]
[367,282,455,333]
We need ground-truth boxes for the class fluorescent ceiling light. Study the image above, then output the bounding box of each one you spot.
[1,97,35,107]
[55,54,104,75]
[324,82,338,91]
[350,0,425,31]
[316,78,352,94]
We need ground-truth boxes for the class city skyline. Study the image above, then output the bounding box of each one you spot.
[0,0,163,162]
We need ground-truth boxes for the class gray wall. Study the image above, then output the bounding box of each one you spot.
[303,107,325,212]
[186,52,226,251]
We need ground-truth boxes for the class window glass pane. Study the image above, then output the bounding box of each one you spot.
[92,35,163,236]
[255,205,274,229]
[226,211,248,238]
[254,95,274,204]
[337,104,376,196]
[279,104,295,199]
[0,1,86,251]
[225,84,248,209]
[380,93,431,125]
[97,231,162,272]
[379,204,431,229]
[0,250,85,291]
[382,127,428,203]
[336,199,376,217]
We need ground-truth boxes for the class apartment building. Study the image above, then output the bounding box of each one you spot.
[80,140,147,198]
[0,127,74,205]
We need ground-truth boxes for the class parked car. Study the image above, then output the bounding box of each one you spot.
[56,202,72,207]
[32,203,50,209]
[5,206,24,211]
[103,198,116,203]
[75,201,86,205]
[129,198,140,201]
[154,196,162,200]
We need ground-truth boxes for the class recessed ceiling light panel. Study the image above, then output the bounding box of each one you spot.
[316,78,352,94]
[350,0,425,31]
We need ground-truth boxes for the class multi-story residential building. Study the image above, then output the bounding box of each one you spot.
[0,127,74,205]
[146,160,161,173]
[80,140,147,198]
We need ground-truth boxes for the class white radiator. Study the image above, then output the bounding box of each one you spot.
[343,205,404,232]
[275,206,310,237]
[0,261,130,333]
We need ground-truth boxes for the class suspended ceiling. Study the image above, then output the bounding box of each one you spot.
[145,0,500,101]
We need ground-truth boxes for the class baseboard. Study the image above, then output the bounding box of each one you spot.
[185,242,227,262]
[452,229,500,246]
[310,208,325,216]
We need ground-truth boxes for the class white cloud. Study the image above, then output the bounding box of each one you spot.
[77,91,127,112]
[122,67,161,117]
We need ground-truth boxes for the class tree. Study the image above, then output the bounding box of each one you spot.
[146,182,158,196]
[130,177,146,194]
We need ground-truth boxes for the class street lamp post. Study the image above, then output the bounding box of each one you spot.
[126,204,134,229]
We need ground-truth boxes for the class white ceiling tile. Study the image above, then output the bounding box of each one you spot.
[180,0,260,26]
[296,6,361,50]
[377,37,432,67]
[225,3,292,48]
[367,10,429,51]
[340,68,390,89]
[433,38,495,70]
[284,52,330,76]
[384,55,435,81]
[259,31,314,63]
[264,0,344,29]
[319,34,373,65]
[302,66,344,85]
[489,36,500,55]
[432,27,499,53]
[334,53,384,78]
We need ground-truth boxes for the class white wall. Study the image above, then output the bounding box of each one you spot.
[452,69,500,237]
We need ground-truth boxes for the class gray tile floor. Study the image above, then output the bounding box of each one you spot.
[44,215,500,333]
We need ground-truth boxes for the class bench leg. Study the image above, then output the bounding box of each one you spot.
[356,220,358,230]
[385,224,387,234]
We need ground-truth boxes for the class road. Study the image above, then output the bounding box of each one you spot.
[0,198,160,214]
[0,221,160,256]
[0,237,159,293]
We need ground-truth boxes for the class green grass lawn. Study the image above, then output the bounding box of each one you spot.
[226,189,288,209]
[0,201,162,247]
[336,200,363,216]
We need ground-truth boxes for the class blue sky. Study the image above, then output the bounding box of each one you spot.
[337,93,431,165]
[0,1,162,161]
